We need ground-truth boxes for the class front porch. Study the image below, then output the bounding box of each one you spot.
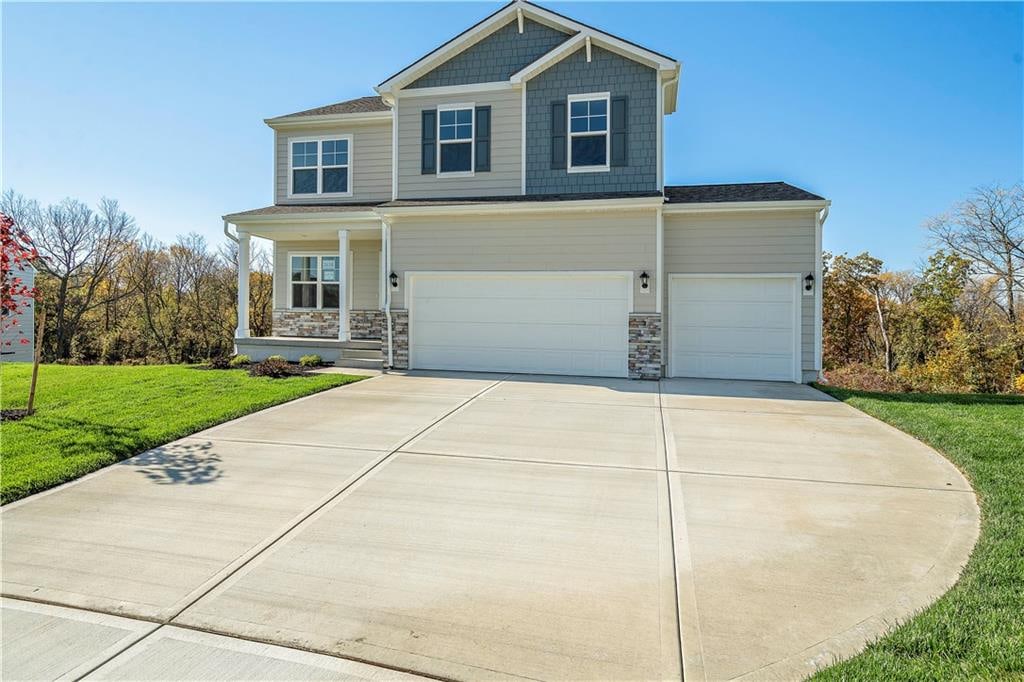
[235,335,384,368]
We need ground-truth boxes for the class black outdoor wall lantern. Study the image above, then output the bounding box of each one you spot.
[804,273,815,291]
[390,271,399,288]
[639,271,650,290]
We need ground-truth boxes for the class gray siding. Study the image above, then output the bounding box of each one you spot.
[389,209,657,312]
[397,89,521,198]
[526,45,658,195]
[662,211,818,372]
[0,264,34,362]
[274,239,381,310]
[408,19,570,89]
[275,121,392,205]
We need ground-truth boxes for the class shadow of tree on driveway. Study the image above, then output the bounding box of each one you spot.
[123,440,224,486]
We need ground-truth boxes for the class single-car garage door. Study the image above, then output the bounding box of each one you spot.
[408,272,630,377]
[669,275,800,382]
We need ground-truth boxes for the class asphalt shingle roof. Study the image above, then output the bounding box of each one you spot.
[224,203,384,219]
[664,182,824,203]
[272,96,390,120]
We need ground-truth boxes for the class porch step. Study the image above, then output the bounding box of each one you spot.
[340,339,382,351]
[333,357,384,370]
[341,348,384,360]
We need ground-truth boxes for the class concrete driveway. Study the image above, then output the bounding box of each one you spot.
[1,373,978,681]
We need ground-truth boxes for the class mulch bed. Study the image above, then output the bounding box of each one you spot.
[1,409,34,422]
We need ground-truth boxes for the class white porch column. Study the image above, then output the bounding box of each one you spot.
[236,232,250,338]
[338,229,350,342]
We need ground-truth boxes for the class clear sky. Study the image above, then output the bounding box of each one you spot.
[2,1,1021,271]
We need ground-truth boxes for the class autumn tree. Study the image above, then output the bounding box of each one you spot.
[0,212,39,355]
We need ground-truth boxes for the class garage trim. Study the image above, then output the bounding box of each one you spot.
[667,273,802,383]
[405,270,634,376]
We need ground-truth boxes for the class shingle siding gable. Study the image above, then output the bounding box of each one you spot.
[407,18,572,89]
[526,45,658,195]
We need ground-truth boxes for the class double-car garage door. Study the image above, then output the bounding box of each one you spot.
[408,272,631,378]
[405,271,800,382]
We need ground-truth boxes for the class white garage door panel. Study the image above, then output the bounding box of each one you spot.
[409,273,630,378]
[670,276,798,382]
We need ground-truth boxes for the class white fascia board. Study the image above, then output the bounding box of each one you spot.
[377,196,664,219]
[265,111,392,130]
[510,33,586,83]
[395,81,516,100]
[662,199,829,214]
[520,2,678,71]
[225,211,381,226]
[376,2,520,94]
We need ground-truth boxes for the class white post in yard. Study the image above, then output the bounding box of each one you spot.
[236,232,251,338]
[338,229,350,342]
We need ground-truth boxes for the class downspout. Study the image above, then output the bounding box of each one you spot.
[814,204,830,379]
[223,220,238,243]
[382,219,394,369]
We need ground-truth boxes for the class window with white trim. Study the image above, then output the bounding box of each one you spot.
[290,255,340,309]
[438,104,474,175]
[289,137,351,196]
[568,93,609,171]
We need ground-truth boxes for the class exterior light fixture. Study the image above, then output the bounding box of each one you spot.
[639,271,650,290]
[804,273,815,292]
[389,271,399,288]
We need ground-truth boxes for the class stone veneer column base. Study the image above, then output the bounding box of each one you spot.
[389,309,409,369]
[350,310,384,340]
[272,309,339,337]
[628,312,662,380]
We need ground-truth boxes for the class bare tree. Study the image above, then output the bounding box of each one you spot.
[1,191,139,359]
[927,185,1024,326]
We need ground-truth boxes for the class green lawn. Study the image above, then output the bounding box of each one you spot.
[811,386,1024,680]
[0,364,364,504]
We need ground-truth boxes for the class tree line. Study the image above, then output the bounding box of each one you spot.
[0,190,272,365]
[3,185,1022,393]
[823,185,1023,393]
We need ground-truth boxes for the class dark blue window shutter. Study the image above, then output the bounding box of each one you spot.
[475,106,491,172]
[610,96,628,167]
[551,101,567,170]
[421,109,436,174]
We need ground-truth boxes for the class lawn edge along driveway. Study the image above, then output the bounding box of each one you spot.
[0,364,365,504]
[810,386,1023,681]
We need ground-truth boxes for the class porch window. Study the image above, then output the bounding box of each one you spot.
[290,255,340,309]
[289,137,351,196]
[568,93,609,171]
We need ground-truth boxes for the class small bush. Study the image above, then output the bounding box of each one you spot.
[1014,374,1024,394]
[266,354,287,362]
[206,355,232,370]
[824,363,912,393]
[248,358,301,378]
[228,354,251,368]
[299,354,323,367]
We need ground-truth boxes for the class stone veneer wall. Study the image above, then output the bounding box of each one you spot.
[390,309,409,369]
[350,310,384,340]
[272,309,339,337]
[628,313,662,380]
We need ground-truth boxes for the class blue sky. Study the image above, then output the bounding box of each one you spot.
[2,1,1021,271]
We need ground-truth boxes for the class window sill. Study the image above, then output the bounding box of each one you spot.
[436,171,475,179]
[286,192,354,199]
[567,165,611,174]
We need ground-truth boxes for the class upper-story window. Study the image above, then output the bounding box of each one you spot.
[289,136,352,197]
[567,93,610,172]
[438,104,474,175]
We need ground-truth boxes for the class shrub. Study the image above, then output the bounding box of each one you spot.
[299,354,323,367]
[228,354,251,368]
[206,355,232,370]
[824,363,912,393]
[247,358,301,378]
[1014,374,1024,394]
[266,354,287,362]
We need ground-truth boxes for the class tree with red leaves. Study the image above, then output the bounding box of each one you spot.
[1,211,39,351]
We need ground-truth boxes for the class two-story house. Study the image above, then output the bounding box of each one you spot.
[227,0,830,382]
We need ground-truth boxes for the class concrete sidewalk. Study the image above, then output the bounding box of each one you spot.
[0,372,978,681]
